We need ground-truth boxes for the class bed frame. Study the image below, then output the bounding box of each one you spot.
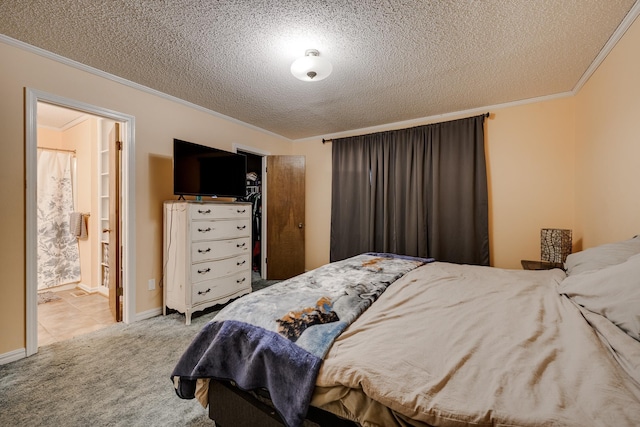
[207,379,358,427]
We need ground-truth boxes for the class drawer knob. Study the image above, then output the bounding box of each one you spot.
[237,260,246,266]
[237,225,246,230]
[198,227,212,233]
[198,288,211,295]
[197,267,211,274]
[237,243,246,248]
[237,209,246,213]
[197,209,212,214]
[198,248,211,254]
[237,277,246,284]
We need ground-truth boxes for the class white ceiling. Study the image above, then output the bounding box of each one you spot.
[37,103,89,130]
[1,1,638,140]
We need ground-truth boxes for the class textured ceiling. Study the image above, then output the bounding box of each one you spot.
[1,1,638,140]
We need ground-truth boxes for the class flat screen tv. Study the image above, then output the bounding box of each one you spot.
[173,139,247,198]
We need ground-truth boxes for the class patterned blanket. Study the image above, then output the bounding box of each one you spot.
[171,253,432,427]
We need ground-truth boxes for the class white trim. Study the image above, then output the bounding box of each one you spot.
[1,35,289,143]
[0,348,26,365]
[121,118,136,325]
[232,143,271,157]
[4,0,640,148]
[25,88,137,357]
[291,2,640,144]
[77,283,100,294]
[135,308,163,322]
[96,118,108,293]
[40,283,80,292]
[25,89,38,356]
[573,1,640,93]
[293,91,574,143]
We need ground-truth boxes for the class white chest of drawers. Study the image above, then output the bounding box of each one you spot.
[163,201,252,324]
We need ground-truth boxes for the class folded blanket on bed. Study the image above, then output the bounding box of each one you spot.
[171,253,431,427]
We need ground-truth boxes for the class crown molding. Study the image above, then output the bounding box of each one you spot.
[0,34,290,142]
[572,1,640,94]
[293,91,574,143]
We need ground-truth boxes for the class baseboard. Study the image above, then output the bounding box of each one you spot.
[1,308,163,365]
[135,307,163,322]
[38,282,77,293]
[76,283,109,298]
[0,348,26,365]
[77,283,100,294]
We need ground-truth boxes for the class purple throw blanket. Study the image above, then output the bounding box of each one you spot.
[172,253,432,427]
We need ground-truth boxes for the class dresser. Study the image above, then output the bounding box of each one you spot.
[163,201,252,324]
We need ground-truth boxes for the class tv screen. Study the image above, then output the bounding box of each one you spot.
[173,139,247,198]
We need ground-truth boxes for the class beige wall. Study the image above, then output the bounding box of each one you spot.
[37,127,63,149]
[2,14,639,357]
[295,16,639,272]
[574,17,640,248]
[291,140,332,270]
[294,97,576,271]
[486,98,576,267]
[0,40,292,355]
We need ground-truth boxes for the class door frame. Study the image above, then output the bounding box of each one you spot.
[25,88,136,356]
[233,143,269,278]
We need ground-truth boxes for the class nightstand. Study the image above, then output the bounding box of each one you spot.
[521,260,564,270]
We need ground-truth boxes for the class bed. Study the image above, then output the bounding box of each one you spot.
[172,238,640,427]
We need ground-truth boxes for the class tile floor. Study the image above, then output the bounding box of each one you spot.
[37,289,116,347]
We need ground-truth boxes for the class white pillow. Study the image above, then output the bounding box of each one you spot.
[564,235,640,276]
[559,253,640,341]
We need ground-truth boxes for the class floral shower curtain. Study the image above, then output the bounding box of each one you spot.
[37,149,81,289]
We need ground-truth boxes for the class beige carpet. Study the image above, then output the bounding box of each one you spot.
[0,311,217,427]
[2,278,282,426]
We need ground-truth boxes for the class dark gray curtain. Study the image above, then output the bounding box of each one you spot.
[330,114,489,265]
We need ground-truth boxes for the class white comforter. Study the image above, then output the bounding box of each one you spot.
[312,262,640,426]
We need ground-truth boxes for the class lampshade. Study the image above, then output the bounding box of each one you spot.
[291,49,332,82]
[540,228,572,264]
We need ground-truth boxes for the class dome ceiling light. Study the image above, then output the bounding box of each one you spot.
[290,49,333,82]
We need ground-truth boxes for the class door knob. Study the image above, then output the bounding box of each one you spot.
[298,223,303,229]
[102,228,111,233]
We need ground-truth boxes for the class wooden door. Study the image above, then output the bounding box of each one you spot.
[266,156,305,280]
[108,123,122,321]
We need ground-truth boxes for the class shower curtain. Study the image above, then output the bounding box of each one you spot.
[37,149,81,290]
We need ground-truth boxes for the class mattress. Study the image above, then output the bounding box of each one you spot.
[311,262,640,426]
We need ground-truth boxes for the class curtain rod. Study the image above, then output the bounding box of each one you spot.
[321,112,491,144]
[37,147,76,154]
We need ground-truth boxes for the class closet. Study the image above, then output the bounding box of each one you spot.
[240,151,263,275]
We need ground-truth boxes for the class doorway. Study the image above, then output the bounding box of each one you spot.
[25,89,136,357]
[35,104,119,346]
[234,144,306,281]
[239,150,264,276]
[236,145,268,278]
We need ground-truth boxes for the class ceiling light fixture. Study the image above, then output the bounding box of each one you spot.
[290,49,332,82]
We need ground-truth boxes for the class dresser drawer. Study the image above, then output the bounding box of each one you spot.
[190,219,250,241]
[189,204,251,220]
[165,201,253,325]
[191,237,251,263]
[191,254,251,283]
[192,271,251,305]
